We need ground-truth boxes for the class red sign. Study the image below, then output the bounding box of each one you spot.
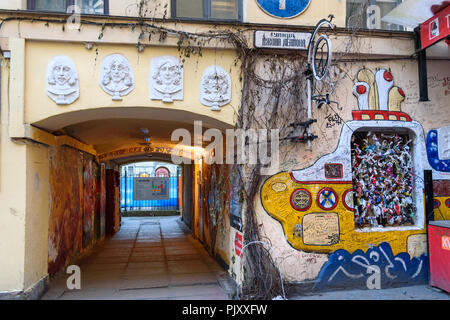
[420,5,450,50]
[235,233,243,257]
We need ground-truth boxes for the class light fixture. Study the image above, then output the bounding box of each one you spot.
[140,128,149,134]
[144,137,150,143]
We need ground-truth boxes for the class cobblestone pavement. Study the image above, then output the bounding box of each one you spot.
[41,216,232,300]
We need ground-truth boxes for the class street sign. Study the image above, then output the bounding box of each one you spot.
[256,0,312,19]
[254,30,311,50]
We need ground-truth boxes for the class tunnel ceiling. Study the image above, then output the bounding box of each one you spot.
[60,118,217,154]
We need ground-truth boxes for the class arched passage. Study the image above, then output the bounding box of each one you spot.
[33,107,233,299]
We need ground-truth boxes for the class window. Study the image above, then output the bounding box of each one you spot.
[346,0,404,31]
[171,0,242,21]
[351,130,415,229]
[27,0,109,15]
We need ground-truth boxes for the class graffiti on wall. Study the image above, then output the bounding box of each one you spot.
[48,146,103,275]
[426,126,450,172]
[48,146,83,275]
[259,67,450,289]
[314,242,429,290]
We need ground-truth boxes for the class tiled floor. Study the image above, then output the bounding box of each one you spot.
[41,216,230,300]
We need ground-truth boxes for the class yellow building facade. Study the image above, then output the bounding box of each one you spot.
[0,0,448,298]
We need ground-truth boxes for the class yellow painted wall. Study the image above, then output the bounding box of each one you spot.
[0,57,27,292]
[24,41,240,129]
[24,143,50,290]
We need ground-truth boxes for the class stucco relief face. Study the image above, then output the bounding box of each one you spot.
[100,54,134,101]
[200,66,231,111]
[150,56,183,102]
[46,55,79,105]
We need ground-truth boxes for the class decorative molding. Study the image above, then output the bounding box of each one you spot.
[200,65,231,111]
[99,54,134,100]
[46,55,79,105]
[150,55,183,102]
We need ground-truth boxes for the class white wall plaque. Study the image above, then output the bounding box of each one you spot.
[254,30,311,50]
[46,55,79,105]
[200,65,231,111]
[99,54,135,100]
[150,55,183,102]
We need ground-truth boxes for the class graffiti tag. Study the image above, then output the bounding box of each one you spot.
[314,242,428,290]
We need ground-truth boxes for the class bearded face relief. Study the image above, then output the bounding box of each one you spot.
[46,55,79,105]
[100,54,134,100]
[150,56,183,102]
[200,66,231,111]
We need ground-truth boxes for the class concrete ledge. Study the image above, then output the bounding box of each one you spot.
[0,276,49,300]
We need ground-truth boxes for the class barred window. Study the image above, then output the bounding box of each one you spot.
[27,0,109,15]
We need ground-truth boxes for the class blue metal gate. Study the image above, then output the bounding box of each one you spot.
[120,167,180,212]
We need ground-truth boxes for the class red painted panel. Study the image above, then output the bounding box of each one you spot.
[428,222,450,292]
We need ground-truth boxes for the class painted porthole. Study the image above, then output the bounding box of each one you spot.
[290,188,312,211]
[317,187,338,211]
[446,198,450,208]
[434,199,441,209]
[342,188,355,211]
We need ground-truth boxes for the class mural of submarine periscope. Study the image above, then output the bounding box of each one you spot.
[260,67,449,254]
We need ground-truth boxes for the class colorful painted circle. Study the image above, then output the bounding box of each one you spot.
[317,187,338,210]
[434,199,441,209]
[446,198,450,208]
[342,189,355,211]
[256,0,312,19]
[290,188,312,211]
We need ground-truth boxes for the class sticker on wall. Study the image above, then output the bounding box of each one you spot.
[256,0,312,19]
[302,213,339,246]
[46,55,79,105]
[290,188,312,211]
[407,234,427,258]
[235,233,243,257]
[99,54,135,101]
[150,55,183,102]
[317,187,338,210]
